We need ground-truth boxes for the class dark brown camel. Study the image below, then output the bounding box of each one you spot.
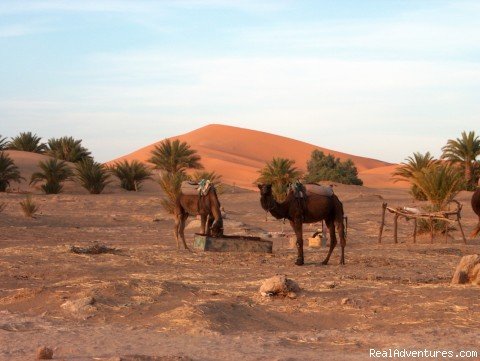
[258,183,346,266]
[174,186,223,250]
[471,188,480,238]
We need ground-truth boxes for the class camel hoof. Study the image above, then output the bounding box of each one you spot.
[321,260,329,265]
[295,258,304,266]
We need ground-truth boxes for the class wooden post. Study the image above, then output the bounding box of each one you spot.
[378,202,387,244]
[413,219,417,244]
[429,217,434,244]
[457,217,467,244]
[393,214,399,244]
[445,221,449,244]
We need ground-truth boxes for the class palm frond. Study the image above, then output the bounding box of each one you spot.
[149,139,203,173]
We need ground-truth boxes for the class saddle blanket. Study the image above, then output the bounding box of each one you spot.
[304,184,334,197]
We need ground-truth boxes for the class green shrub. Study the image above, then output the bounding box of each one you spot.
[46,136,91,163]
[75,159,111,194]
[304,150,362,185]
[8,132,46,153]
[0,151,25,192]
[30,158,73,194]
[109,160,152,191]
[19,195,39,218]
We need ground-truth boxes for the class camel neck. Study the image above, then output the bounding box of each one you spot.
[260,194,289,220]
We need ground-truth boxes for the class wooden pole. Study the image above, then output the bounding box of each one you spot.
[457,217,467,244]
[378,202,387,244]
[393,214,399,244]
[445,221,449,244]
[413,219,417,244]
[429,217,434,244]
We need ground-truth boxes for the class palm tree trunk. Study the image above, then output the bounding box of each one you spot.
[465,161,473,189]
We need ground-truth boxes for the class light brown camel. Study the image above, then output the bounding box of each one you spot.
[471,188,480,237]
[258,183,346,266]
[174,185,223,250]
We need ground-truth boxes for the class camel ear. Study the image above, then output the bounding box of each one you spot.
[257,184,263,190]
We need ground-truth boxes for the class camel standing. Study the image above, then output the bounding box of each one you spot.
[471,188,480,237]
[174,185,223,250]
[258,183,346,266]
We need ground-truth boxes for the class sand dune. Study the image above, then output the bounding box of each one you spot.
[109,124,394,189]
[359,164,408,189]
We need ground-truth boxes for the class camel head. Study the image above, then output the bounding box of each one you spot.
[257,183,272,197]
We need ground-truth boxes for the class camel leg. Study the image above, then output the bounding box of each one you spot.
[290,219,304,266]
[200,214,207,235]
[336,217,347,265]
[470,219,480,238]
[322,219,337,265]
[174,214,181,249]
[179,214,190,250]
[206,215,214,236]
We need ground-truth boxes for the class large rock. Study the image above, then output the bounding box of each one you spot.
[451,254,480,285]
[259,275,300,298]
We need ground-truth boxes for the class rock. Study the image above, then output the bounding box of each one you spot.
[341,297,350,305]
[451,254,480,285]
[259,275,300,297]
[61,296,97,318]
[36,346,53,360]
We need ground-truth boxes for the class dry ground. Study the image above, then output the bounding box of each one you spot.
[0,184,479,360]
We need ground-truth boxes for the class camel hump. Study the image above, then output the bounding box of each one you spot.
[305,183,334,197]
[180,181,199,195]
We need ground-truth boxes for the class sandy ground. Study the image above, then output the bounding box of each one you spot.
[1,184,479,361]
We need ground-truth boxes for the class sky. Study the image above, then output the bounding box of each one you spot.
[1,0,479,163]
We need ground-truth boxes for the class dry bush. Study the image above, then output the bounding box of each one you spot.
[19,195,39,218]
[0,202,6,213]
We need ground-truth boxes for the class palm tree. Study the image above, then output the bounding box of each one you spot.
[410,163,464,211]
[46,136,92,163]
[149,139,203,174]
[441,131,480,190]
[30,158,73,194]
[109,160,152,191]
[158,171,189,214]
[75,159,111,194]
[0,152,25,192]
[8,132,47,153]
[0,135,7,150]
[191,170,222,186]
[257,157,302,201]
[392,152,438,201]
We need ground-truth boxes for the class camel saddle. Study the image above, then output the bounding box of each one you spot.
[305,183,334,197]
[180,180,212,196]
[290,182,333,198]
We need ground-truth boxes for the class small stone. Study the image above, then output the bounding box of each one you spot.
[341,297,350,305]
[36,346,53,360]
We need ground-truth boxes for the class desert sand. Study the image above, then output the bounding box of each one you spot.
[1,129,478,360]
[1,180,479,360]
[109,124,397,190]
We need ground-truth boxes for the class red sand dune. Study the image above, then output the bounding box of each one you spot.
[109,124,399,189]
[358,164,408,189]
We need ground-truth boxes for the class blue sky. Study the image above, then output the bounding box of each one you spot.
[1,0,479,163]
